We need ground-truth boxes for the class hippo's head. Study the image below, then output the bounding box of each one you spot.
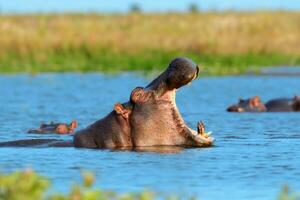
[56,120,78,134]
[227,96,266,112]
[126,57,213,147]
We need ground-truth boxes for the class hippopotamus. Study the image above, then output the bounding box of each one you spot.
[73,57,213,148]
[227,96,300,112]
[265,96,300,112]
[0,57,214,150]
[28,121,78,134]
[227,96,267,112]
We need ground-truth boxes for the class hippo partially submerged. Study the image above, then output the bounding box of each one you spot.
[74,57,213,148]
[0,57,214,149]
[28,121,78,134]
[227,96,300,112]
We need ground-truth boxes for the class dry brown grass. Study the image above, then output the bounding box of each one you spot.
[0,12,299,73]
[1,12,299,54]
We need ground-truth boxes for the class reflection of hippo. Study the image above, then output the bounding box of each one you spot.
[227,96,300,112]
[28,121,78,134]
[0,57,214,149]
[74,57,213,148]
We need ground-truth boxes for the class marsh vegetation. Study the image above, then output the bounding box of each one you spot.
[0,12,299,74]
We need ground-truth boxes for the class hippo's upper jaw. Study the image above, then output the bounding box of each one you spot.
[129,57,214,147]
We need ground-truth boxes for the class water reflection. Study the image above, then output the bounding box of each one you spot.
[112,146,185,154]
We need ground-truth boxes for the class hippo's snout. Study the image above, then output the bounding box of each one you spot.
[227,105,244,112]
[166,57,199,89]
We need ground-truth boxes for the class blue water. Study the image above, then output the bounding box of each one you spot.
[0,73,300,200]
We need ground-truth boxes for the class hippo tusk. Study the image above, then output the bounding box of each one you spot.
[200,131,212,138]
[196,121,213,139]
[205,131,212,136]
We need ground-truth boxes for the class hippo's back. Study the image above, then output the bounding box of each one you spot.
[265,98,294,112]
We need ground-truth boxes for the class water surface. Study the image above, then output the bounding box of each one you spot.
[0,73,299,200]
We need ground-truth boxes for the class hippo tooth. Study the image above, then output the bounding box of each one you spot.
[205,131,212,136]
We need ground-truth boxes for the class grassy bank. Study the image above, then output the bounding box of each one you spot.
[0,12,300,75]
[0,170,298,200]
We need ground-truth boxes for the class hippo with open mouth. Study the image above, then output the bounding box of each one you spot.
[0,57,214,149]
[74,57,213,148]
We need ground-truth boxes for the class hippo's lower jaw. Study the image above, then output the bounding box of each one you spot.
[74,57,214,149]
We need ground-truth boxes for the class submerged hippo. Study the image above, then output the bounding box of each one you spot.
[0,57,214,149]
[265,96,300,112]
[28,121,78,134]
[227,96,300,112]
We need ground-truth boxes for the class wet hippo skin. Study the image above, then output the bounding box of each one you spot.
[265,96,300,112]
[73,57,214,148]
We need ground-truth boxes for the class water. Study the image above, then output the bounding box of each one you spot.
[0,73,299,200]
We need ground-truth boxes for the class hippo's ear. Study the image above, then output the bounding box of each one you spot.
[114,103,130,119]
[70,120,78,129]
[250,96,261,107]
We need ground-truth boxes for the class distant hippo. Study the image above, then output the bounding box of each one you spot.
[265,96,300,112]
[227,96,300,112]
[73,57,214,148]
[28,121,78,134]
[227,96,267,112]
[0,57,214,149]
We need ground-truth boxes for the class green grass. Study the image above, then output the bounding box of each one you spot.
[1,49,299,75]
